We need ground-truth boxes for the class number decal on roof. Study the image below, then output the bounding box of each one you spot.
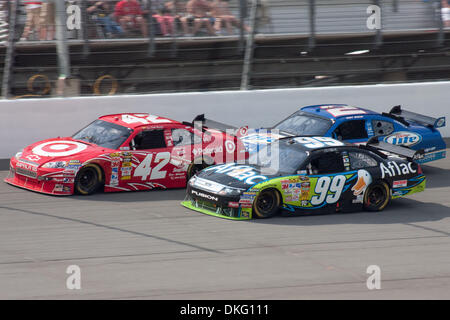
[294,137,344,149]
[321,106,367,117]
[121,114,172,125]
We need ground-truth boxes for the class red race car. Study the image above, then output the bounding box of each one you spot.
[5,113,247,195]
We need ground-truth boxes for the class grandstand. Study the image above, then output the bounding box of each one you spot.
[0,0,449,97]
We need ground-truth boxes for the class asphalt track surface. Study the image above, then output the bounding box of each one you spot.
[0,154,449,299]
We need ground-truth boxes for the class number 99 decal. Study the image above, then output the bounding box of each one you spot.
[310,175,346,206]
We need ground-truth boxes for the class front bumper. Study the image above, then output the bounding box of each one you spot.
[182,185,252,220]
[4,159,75,195]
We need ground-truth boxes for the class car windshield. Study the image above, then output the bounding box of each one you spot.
[247,141,308,174]
[274,111,332,136]
[72,120,132,149]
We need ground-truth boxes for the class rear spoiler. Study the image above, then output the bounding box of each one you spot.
[183,114,237,133]
[383,105,446,129]
[364,136,425,161]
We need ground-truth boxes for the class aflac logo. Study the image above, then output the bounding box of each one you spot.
[383,131,422,147]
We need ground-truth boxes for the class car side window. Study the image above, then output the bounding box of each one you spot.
[171,128,194,146]
[308,151,345,175]
[372,120,394,136]
[333,120,368,141]
[348,151,378,170]
[133,129,166,150]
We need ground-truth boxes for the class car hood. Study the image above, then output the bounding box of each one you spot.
[196,162,283,189]
[17,137,111,166]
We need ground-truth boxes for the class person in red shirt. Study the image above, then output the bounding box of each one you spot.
[114,0,148,37]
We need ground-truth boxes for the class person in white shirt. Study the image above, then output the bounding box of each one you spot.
[442,0,450,28]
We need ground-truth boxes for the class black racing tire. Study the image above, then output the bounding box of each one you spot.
[75,164,103,195]
[253,189,281,219]
[186,162,209,180]
[363,181,390,212]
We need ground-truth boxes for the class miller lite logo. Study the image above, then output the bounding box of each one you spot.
[383,132,422,147]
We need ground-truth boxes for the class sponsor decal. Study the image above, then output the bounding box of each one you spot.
[228,202,239,208]
[351,170,372,196]
[54,184,64,192]
[191,190,219,202]
[393,180,408,188]
[380,161,416,179]
[111,174,119,186]
[32,141,87,157]
[17,161,38,172]
[26,155,41,162]
[63,177,74,183]
[63,186,71,193]
[384,131,422,147]
[239,191,257,207]
[240,211,249,218]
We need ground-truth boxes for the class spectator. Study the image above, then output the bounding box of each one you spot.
[39,0,55,40]
[186,0,215,36]
[20,1,42,41]
[165,0,190,35]
[211,0,249,35]
[442,0,450,28]
[115,0,148,37]
[87,1,123,38]
[153,6,175,36]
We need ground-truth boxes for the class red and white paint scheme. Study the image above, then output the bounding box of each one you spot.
[5,113,247,195]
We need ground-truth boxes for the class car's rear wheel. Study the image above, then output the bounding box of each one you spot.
[75,164,103,195]
[253,189,281,219]
[187,162,209,180]
[363,181,390,212]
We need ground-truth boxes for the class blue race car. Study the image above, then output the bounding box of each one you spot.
[237,104,446,164]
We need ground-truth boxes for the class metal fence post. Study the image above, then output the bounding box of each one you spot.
[374,0,383,48]
[436,0,444,46]
[239,0,248,52]
[1,0,17,99]
[170,0,178,58]
[55,0,71,78]
[80,0,90,57]
[146,0,155,57]
[308,0,316,50]
[240,0,258,90]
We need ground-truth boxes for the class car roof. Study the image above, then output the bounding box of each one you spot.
[98,113,180,129]
[300,104,380,120]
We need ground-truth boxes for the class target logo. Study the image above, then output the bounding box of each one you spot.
[32,141,88,157]
[225,140,236,153]
[238,126,248,137]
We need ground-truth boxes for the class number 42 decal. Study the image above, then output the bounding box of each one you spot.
[134,152,171,181]
[310,175,346,206]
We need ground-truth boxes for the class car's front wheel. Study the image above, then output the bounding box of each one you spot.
[186,162,209,180]
[75,164,103,195]
[253,189,281,219]
[363,181,390,212]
